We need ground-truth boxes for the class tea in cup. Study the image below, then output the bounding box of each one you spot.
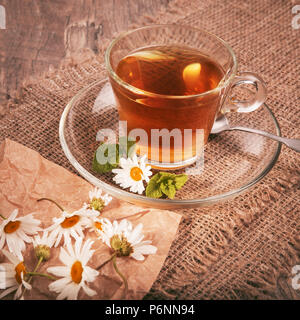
[105,25,267,169]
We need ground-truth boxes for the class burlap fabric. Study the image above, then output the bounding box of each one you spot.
[0,0,299,299]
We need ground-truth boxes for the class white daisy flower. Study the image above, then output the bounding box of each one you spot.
[32,231,55,249]
[47,238,99,300]
[0,209,42,260]
[86,216,111,237]
[112,154,152,194]
[0,250,32,300]
[45,209,90,247]
[32,231,55,261]
[83,187,113,213]
[90,188,113,207]
[101,219,157,261]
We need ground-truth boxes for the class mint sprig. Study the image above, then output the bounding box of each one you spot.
[146,172,188,199]
[92,138,136,174]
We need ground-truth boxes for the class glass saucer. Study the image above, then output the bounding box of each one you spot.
[59,78,281,209]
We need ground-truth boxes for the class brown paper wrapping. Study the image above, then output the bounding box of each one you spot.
[0,139,181,300]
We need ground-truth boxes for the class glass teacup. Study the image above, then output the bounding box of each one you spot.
[105,24,267,169]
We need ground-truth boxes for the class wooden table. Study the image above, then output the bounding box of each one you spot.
[0,0,170,109]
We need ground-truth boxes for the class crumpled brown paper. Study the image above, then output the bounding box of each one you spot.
[0,139,181,300]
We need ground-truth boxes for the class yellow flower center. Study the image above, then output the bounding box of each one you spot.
[90,198,105,212]
[110,235,133,257]
[60,215,80,229]
[4,220,21,234]
[71,261,83,284]
[94,221,103,231]
[15,262,26,284]
[130,167,143,181]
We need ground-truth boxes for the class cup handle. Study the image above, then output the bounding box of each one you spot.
[221,72,267,113]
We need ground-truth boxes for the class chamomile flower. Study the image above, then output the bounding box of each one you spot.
[0,209,42,260]
[32,231,55,249]
[101,219,157,261]
[0,250,31,300]
[45,209,90,247]
[84,188,113,212]
[112,154,152,194]
[86,216,111,237]
[32,231,55,261]
[47,238,99,300]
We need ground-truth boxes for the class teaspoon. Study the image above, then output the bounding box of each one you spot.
[211,115,300,152]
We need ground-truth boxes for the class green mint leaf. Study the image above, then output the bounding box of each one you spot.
[174,174,188,190]
[146,172,188,199]
[145,173,163,198]
[92,143,119,174]
[92,137,136,174]
[160,182,176,199]
[156,172,175,184]
[127,139,136,157]
[119,137,136,158]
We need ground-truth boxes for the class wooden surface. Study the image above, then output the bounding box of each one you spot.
[0,0,170,107]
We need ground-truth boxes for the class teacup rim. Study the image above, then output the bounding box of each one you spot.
[105,23,238,100]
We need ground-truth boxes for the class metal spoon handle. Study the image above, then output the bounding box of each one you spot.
[229,126,300,152]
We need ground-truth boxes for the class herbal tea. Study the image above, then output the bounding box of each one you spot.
[112,45,225,165]
[116,45,224,96]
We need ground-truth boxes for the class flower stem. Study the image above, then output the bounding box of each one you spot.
[112,255,128,299]
[27,272,57,281]
[33,256,43,273]
[22,256,44,297]
[0,213,6,219]
[97,253,117,270]
[37,198,65,212]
